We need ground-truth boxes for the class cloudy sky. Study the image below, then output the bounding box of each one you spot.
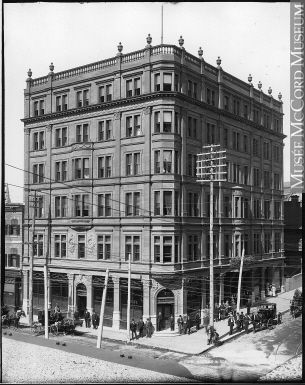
[4,2,290,203]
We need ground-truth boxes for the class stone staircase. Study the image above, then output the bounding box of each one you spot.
[153,329,179,337]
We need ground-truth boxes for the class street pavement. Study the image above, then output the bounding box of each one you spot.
[20,287,300,355]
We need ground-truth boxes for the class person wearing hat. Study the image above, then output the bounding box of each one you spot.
[228,313,235,335]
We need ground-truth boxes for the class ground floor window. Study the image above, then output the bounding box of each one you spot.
[120,278,143,330]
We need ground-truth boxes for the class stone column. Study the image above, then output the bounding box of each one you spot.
[68,274,74,317]
[251,269,256,303]
[47,270,51,309]
[142,278,151,320]
[200,278,207,324]
[260,267,266,300]
[112,276,121,330]
[219,273,224,305]
[86,276,93,315]
[22,270,29,314]
[181,279,188,316]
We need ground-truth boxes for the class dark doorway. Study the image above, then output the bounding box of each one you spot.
[157,289,174,330]
[76,283,87,318]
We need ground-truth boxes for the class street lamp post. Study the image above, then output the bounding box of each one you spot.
[197,144,227,329]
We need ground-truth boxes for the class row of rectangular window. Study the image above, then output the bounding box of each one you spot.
[34,232,282,261]
[50,192,282,219]
[31,120,282,163]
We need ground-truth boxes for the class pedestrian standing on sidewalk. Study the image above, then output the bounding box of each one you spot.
[247,300,251,315]
[84,309,91,328]
[203,314,210,333]
[91,311,98,329]
[228,313,235,335]
[186,315,191,335]
[169,314,175,331]
[145,318,152,338]
[195,312,200,330]
[239,311,244,330]
[177,315,183,334]
[137,317,144,338]
[235,313,241,331]
[157,312,162,331]
[130,318,137,340]
[244,313,250,334]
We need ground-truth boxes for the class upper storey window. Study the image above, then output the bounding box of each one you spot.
[233,99,240,116]
[163,73,172,91]
[76,124,89,143]
[126,115,141,137]
[56,94,68,112]
[154,111,173,133]
[187,80,198,99]
[253,109,260,124]
[126,77,141,98]
[76,89,89,108]
[33,131,45,151]
[33,99,45,116]
[99,84,112,103]
[206,88,216,106]
[224,96,229,111]
[55,127,67,147]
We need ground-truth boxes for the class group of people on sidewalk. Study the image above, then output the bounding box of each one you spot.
[83,309,100,329]
[130,317,153,339]
[176,313,200,334]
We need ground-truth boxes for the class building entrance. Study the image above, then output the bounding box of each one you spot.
[157,289,174,330]
[76,283,87,318]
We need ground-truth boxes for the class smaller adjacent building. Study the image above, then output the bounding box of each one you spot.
[284,194,302,277]
[4,185,24,311]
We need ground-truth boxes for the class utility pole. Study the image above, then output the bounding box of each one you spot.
[97,269,109,348]
[161,4,163,45]
[236,247,245,313]
[197,144,227,330]
[28,190,37,326]
[44,205,51,339]
[126,253,131,342]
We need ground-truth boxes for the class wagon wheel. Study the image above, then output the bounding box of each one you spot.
[267,318,273,330]
[50,325,58,336]
[31,323,40,334]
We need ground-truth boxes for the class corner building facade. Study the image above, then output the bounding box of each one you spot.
[22,37,285,330]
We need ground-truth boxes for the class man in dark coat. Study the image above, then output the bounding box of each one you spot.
[247,300,251,315]
[91,311,98,329]
[145,318,152,338]
[203,314,210,333]
[228,313,235,335]
[177,315,183,334]
[186,315,191,335]
[195,312,200,330]
[157,312,162,331]
[84,309,91,328]
[244,313,250,333]
[137,317,144,338]
[169,314,175,331]
[130,318,137,339]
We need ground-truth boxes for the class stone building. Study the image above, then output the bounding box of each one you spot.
[22,36,285,330]
[4,184,24,311]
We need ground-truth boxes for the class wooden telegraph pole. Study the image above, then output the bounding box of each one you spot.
[197,144,227,329]
[97,269,109,348]
[236,248,245,313]
[28,190,37,326]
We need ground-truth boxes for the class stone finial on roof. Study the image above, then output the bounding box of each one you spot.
[178,36,184,48]
[146,34,152,47]
[49,62,54,73]
[117,42,123,55]
[258,81,262,90]
[27,68,32,79]
[278,92,282,101]
[198,47,203,58]
[268,86,272,95]
[216,56,221,68]
[248,74,253,84]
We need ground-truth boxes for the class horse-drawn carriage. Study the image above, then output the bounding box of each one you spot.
[31,310,76,336]
[1,306,26,330]
[253,303,281,332]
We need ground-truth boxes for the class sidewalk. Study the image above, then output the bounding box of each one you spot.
[20,287,300,356]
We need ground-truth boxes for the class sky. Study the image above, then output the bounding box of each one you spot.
[4,2,290,203]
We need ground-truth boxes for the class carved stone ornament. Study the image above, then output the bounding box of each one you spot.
[74,274,91,287]
[46,124,52,132]
[68,234,76,254]
[87,234,96,256]
[114,111,121,120]
[143,106,151,115]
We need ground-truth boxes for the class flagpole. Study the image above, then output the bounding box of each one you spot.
[161,4,163,44]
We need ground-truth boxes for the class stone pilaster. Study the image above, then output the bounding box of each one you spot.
[22,270,29,314]
[142,278,151,321]
[112,276,121,330]
[86,275,93,315]
[260,267,266,300]
[68,273,74,317]
[219,273,225,305]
